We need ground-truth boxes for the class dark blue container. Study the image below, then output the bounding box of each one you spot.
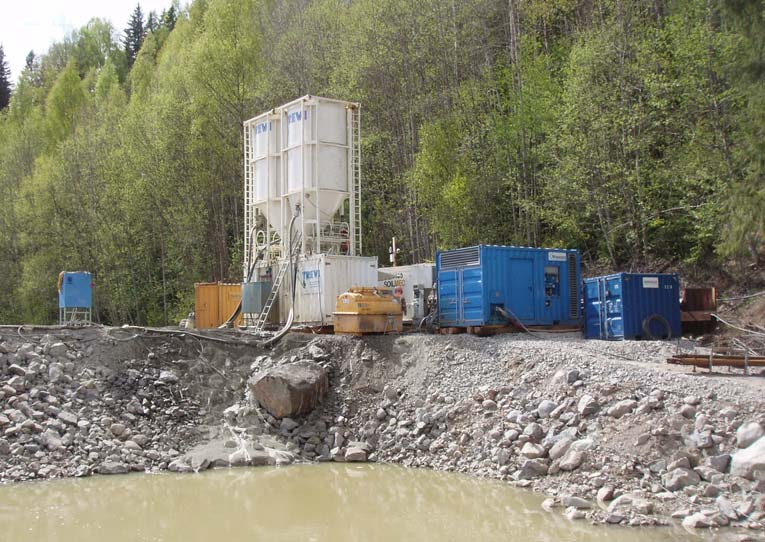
[436,245,581,328]
[58,272,93,309]
[583,273,681,340]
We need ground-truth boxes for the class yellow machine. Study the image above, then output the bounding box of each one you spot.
[334,287,404,335]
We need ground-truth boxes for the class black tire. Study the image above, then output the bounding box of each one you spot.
[642,314,672,340]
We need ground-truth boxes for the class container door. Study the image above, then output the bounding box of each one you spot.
[583,280,602,338]
[460,267,483,324]
[508,258,535,321]
[604,276,624,339]
[438,270,460,326]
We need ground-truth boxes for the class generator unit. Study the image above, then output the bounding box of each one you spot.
[436,245,581,328]
[583,273,681,340]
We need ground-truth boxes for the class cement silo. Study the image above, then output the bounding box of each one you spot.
[242,95,373,327]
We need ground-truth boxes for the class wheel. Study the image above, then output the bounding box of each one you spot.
[642,314,672,340]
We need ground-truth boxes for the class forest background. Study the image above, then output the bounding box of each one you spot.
[0,0,762,325]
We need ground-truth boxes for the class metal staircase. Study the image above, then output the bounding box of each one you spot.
[253,230,302,332]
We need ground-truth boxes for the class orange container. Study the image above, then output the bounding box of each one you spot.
[194,282,243,328]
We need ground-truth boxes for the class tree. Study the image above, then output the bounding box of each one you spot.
[0,45,11,109]
[146,11,159,34]
[25,51,35,71]
[161,5,178,31]
[123,4,146,69]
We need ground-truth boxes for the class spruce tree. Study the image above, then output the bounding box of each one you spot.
[122,4,146,69]
[161,6,177,31]
[146,11,158,34]
[0,45,11,109]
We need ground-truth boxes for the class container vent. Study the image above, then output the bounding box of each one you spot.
[568,253,578,319]
[440,247,480,270]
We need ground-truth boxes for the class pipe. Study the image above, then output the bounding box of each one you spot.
[260,208,301,347]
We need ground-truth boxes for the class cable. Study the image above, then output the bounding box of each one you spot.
[711,313,765,337]
[718,290,765,302]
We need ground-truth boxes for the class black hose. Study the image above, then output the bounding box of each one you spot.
[641,314,672,340]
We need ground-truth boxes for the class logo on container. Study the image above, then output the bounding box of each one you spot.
[288,111,309,124]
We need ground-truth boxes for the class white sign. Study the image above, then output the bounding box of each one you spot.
[548,252,567,262]
[642,277,659,289]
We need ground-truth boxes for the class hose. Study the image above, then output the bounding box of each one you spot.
[641,314,672,340]
[260,210,300,347]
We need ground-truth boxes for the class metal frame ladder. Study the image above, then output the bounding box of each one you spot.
[253,231,302,332]
[351,106,362,255]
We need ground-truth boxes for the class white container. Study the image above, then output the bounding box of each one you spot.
[281,254,378,325]
[377,263,435,322]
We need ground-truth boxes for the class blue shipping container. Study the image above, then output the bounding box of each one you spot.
[583,273,681,340]
[58,272,93,309]
[436,245,581,328]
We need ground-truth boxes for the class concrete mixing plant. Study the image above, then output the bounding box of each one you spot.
[242,96,377,328]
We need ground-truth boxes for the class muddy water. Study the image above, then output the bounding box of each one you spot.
[0,464,726,542]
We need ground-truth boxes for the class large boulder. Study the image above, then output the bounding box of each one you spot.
[731,435,765,480]
[736,422,764,449]
[249,361,329,418]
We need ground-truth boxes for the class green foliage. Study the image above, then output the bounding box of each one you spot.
[0,45,11,109]
[0,0,762,325]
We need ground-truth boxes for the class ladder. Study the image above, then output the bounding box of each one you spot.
[351,106,362,256]
[253,231,302,332]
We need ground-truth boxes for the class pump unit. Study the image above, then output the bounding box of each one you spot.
[436,245,581,328]
[58,271,92,324]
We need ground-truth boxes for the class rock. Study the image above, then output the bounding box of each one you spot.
[564,507,585,520]
[40,429,63,451]
[110,423,126,437]
[375,408,387,421]
[662,468,701,491]
[708,454,731,473]
[8,364,27,376]
[537,400,558,419]
[682,512,712,529]
[249,361,328,418]
[158,370,179,384]
[124,440,142,451]
[597,486,614,502]
[48,363,64,383]
[678,404,696,419]
[383,386,398,402]
[523,422,544,442]
[521,442,546,459]
[168,458,194,472]
[608,494,654,515]
[737,422,764,449]
[577,395,599,417]
[345,447,368,462]
[562,496,591,509]
[57,411,78,426]
[0,414,9,427]
[280,418,299,432]
[516,459,549,479]
[482,399,497,411]
[549,437,574,460]
[48,342,68,358]
[99,461,129,475]
[607,399,637,418]
[0,438,9,455]
[559,449,585,471]
[731,435,765,479]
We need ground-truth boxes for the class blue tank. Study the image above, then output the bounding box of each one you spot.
[58,272,93,309]
[436,245,581,328]
[583,273,681,340]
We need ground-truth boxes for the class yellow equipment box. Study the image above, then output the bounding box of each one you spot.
[334,287,404,335]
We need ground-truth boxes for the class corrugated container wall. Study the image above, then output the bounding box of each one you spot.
[195,283,244,329]
[583,273,681,340]
[436,245,581,328]
[281,254,378,325]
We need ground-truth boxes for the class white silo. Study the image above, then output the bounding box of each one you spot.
[242,95,371,327]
